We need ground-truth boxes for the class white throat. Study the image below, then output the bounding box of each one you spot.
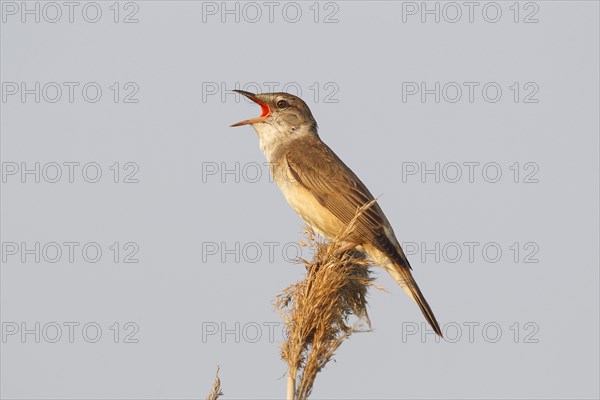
[252,123,283,159]
[251,122,313,162]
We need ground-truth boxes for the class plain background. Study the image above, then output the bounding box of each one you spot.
[1,1,599,398]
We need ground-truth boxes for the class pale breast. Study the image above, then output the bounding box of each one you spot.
[272,162,345,240]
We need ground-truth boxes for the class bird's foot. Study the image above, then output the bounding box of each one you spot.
[337,242,358,253]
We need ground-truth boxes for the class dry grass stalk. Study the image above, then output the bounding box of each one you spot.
[205,366,223,400]
[277,201,378,399]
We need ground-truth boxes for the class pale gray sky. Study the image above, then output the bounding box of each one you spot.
[1,1,599,398]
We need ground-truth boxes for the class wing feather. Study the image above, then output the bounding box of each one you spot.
[283,138,411,268]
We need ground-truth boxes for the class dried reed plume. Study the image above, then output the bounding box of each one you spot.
[276,201,378,399]
[205,366,223,400]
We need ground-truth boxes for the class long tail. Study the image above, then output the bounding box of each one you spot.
[393,264,443,337]
[381,254,442,337]
[363,243,443,336]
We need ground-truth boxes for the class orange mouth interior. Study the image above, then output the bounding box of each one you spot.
[230,94,271,127]
[256,100,270,118]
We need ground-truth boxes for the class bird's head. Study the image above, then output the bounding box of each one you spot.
[230,90,318,136]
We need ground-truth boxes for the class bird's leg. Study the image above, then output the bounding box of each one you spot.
[337,242,358,253]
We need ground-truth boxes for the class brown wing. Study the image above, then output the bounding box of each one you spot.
[283,137,412,269]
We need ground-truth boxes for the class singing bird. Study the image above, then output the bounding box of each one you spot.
[231,90,442,336]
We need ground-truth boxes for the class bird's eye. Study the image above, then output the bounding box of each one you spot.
[276,99,288,109]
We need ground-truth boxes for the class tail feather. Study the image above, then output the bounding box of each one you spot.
[404,276,443,337]
[362,243,442,337]
[387,259,443,337]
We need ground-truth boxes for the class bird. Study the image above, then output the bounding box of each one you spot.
[231,90,442,336]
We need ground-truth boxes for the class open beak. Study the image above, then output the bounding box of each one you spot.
[230,90,271,127]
